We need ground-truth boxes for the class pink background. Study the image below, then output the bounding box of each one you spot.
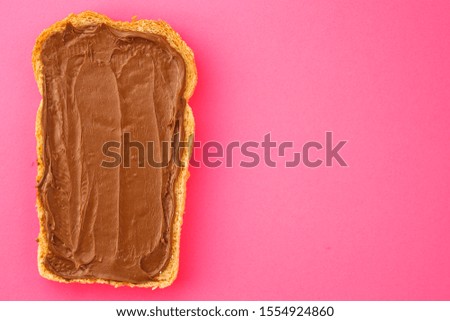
[0,0,449,300]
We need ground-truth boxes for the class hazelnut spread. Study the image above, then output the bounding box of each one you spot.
[37,23,186,283]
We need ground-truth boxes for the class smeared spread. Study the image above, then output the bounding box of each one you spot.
[38,23,186,283]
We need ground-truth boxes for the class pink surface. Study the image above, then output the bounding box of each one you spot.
[0,0,449,300]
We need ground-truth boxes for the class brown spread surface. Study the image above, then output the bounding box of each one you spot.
[37,23,186,283]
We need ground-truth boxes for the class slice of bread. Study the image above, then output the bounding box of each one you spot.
[33,11,197,288]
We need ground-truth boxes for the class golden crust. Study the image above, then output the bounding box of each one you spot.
[33,11,197,289]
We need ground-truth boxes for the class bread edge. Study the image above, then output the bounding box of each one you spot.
[33,10,197,289]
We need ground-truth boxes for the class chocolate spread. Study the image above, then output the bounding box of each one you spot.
[38,23,186,283]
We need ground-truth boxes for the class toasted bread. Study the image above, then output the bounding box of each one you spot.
[33,11,197,288]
